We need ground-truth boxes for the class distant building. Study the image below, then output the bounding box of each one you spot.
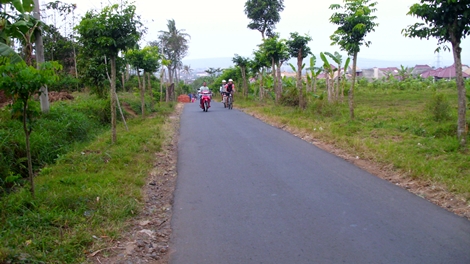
[412,64,433,76]
[421,64,469,79]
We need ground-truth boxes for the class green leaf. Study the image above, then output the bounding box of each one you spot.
[0,42,23,64]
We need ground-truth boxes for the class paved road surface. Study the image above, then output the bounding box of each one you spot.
[169,102,470,264]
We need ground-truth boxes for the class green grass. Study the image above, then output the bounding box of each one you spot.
[236,85,470,199]
[0,94,175,263]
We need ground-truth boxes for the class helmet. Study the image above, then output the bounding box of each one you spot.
[222,80,226,82]
[228,79,233,82]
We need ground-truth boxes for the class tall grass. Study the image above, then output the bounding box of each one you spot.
[0,95,110,188]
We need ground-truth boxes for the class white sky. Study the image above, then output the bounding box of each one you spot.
[58,0,470,68]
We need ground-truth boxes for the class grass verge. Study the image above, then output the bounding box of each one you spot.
[0,101,175,263]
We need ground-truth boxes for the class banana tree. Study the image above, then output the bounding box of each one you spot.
[320,52,337,103]
[0,0,37,65]
[325,52,351,102]
[324,52,342,100]
[306,55,322,93]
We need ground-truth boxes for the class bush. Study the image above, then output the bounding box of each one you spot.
[0,97,109,190]
[427,93,451,122]
[279,86,299,107]
[48,74,81,92]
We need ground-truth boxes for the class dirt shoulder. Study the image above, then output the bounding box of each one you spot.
[89,103,183,264]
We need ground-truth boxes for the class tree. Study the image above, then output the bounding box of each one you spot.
[244,0,284,39]
[232,54,250,97]
[260,34,289,102]
[182,64,193,82]
[0,61,60,195]
[205,67,222,79]
[306,55,322,93]
[126,47,147,116]
[397,65,413,81]
[158,19,190,101]
[329,0,378,119]
[325,51,350,102]
[140,46,160,109]
[33,0,50,112]
[320,52,337,103]
[286,32,312,108]
[250,48,271,100]
[76,2,142,143]
[43,1,78,75]
[402,0,470,147]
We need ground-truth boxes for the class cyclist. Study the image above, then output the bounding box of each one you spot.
[220,80,226,102]
[225,79,235,97]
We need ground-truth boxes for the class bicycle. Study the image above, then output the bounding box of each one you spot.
[226,93,233,109]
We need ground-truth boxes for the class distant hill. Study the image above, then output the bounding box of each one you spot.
[183,56,457,71]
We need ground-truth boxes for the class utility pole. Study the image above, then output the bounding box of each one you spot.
[33,0,50,112]
[436,52,441,68]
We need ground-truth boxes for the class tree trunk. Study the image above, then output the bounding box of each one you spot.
[23,101,34,196]
[111,56,117,143]
[241,66,248,97]
[272,58,278,103]
[313,77,317,93]
[260,68,265,100]
[337,66,342,101]
[166,66,172,102]
[276,62,282,102]
[160,69,165,103]
[296,53,304,109]
[147,72,153,109]
[326,73,332,103]
[306,74,312,93]
[122,72,125,92]
[34,0,50,113]
[349,52,357,120]
[451,38,467,147]
[137,70,145,117]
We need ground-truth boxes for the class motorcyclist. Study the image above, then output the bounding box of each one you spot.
[199,82,212,106]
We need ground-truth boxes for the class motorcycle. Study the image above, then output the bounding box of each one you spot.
[199,90,212,112]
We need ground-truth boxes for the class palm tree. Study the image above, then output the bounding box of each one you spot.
[158,19,190,98]
[182,64,193,82]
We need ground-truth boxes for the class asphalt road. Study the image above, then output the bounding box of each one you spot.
[169,101,470,264]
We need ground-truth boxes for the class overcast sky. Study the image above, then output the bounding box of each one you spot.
[60,0,470,68]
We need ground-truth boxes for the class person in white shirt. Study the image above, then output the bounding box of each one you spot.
[220,80,227,103]
[198,81,212,104]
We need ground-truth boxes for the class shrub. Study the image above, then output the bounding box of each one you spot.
[427,93,451,122]
[279,86,299,107]
[0,97,109,190]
